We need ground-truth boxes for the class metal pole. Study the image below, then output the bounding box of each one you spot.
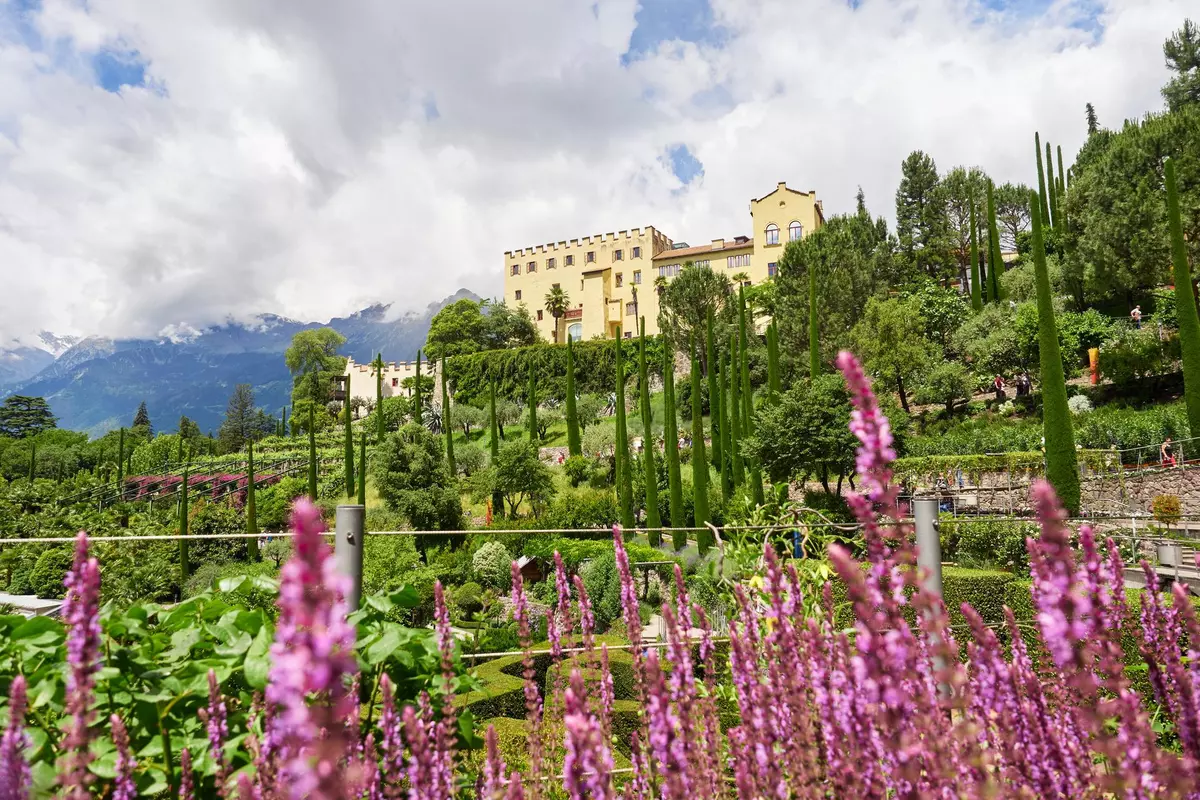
[335,504,366,612]
[913,497,943,599]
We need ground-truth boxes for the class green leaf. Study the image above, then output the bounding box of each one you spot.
[213,629,253,658]
[10,616,64,645]
[365,627,402,667]
[388,585,421,608]
[217,576,251,594]
[243,625,272,690]
[165,628,201,661]
[457,709,482,750]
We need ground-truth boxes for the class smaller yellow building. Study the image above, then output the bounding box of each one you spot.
[502,181,823,340]
[343,357,440,407]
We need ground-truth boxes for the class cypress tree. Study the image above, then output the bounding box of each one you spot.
[413,352,423,427]
[719,348,733,502]
[565,337,582,457]
[176,431,185,466]
[969,201,983,311]
[987,181,1005,301]
[739,288,764,505]
[808,262,820,378]
[246,439,260,561]
[1167,158,1200,442]
[344,372,355,498]
[179,457,190,582]
[662,338,684,532]
[1058,145,1068,191]
[637,319,662,542]
[729,334,744,486]
[357,431,367,507]
[614,330,634,531]
[28,443,35,482]
[690,339,711,553]
[766,321,781,403]
[705,309,721,472]
[527,362,538,443]
[442,355,455,476]
[375,353,385,443]
[489,382,504,516]
[1031,191,1080,514]
[307,405,318,501]
[1035,132,1051,228]
[1046,141,1058,230]
[116,427,125,488]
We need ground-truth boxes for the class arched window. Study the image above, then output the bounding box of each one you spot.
[765,223,779,245]
[567,323,583,342]
[789,221,803,241]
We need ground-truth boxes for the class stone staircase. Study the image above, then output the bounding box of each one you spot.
[1123,543,1200,595]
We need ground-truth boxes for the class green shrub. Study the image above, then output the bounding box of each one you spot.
[831,565,1018,633]
[563,455,593,488]
[472,542,513,590]
[941,517,1037,574]
[455,442,487,477]
[545,487,618,532]
[1101,327,1180,385]
[452,581,484,615]
[28,546,74,599]
[582,552,624,632]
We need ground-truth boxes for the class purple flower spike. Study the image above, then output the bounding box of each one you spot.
[563,670,613,800]
[178,748,194,800]
[59,532,101,800]
[265,497,360,799]
[110,714,137,800]
[481,724,507,799]
[206,669,230,797]
[0,675,31,800]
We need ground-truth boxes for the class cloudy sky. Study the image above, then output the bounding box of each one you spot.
[0,0,1189,343]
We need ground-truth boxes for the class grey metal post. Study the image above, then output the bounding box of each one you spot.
[335,504,366,612]
[913,497,943,599]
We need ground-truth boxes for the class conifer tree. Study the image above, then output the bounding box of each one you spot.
[987,182,1005,302]
[28,443,35,482]
[729,334,744,486]
[969,201,983,311]
[179,457,190,581]
[766,321,782,402]
[246,439,259,561]
[344,372,355,498]
[719,349,733,502]
[705,310,721,472]
[1057,145,1067,191]
[442,355,455,476]
[808,262,820,378]
[565,337,582,457]
[662,338,684,531]
[357,431,367,507]
[489,382,504,516]
[1031,191,1080,513]
[527,362,538,444]
[307,405,318,501]
[413,352,423,427]
[116,428,125,488]
[739,288,764,504]
[637,319,662,541]
[1046,141,1058,230]
[614,329,635,531]
[133,401,152,434]
[690,339,711,553]
[1167,158,1200,442]
[374,353,385,443]
[1035,132,1051,227]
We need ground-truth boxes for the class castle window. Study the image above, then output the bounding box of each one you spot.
[614,249,624,261]
[765,224,779,245]
[633,270,642,284]
[587,251,595,263]
[511,264,519,276]
[547,257,556,269]
[537,310,544,321]
[566,255,575,266]
[657,264,682,279]
[392,378,398,387]
[616,273,623,288]
[515,290,522,301]
[789,221,803,241]
[625,302,636,316]
[527,261,537,273]
[768,262,778,277]
[632,246,642,258]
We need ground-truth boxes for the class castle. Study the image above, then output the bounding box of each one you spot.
[342,357,441,408]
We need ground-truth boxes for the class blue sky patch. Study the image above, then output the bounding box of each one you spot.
[666,143,703,185]
[624,0,726,63]
[92,49,146,92]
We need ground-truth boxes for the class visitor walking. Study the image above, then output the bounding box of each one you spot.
[992,374,1006,402]
[1131,305,1143,329]
[1162,437,1176,467]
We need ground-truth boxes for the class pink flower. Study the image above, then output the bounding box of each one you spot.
[59,532,101,800]
[178,748,194,800]
[110,714,137,800]
[205,669,230,797]
[0,675,30,800]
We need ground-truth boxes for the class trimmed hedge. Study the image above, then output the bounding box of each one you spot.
[831,565,1019,633]
[461,715,635,775]
[892,451,1111,483]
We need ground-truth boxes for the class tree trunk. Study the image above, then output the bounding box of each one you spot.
[897,372,911,413]
[819,465,831,494]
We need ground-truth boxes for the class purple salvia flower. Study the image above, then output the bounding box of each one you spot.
[265,498,360,799]
[59,532,101,800]
[510,561,544,797]
[377,673,404,796]
[110,714,137,800]
[360,733,381,800]
[178,748,195,800]
[432,581,457,798]
[236,773,256,800]
[504,772,525,800]
[612,526,642,659]
[554,552,572,652]
[481,724,507,799]
[0,675,31,800]
[402,694,439,800]
[206,669,230,797]
[572,575,595,659]
[599,645,614,743]
[562,670,613,800]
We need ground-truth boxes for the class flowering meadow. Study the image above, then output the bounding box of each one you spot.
[3,351,1200,797]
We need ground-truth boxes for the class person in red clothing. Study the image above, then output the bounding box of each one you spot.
[1162,437,1176,467]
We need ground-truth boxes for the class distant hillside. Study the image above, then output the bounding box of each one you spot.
[6,290,480,437]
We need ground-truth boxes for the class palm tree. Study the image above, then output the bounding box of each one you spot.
[731,272,750,287]
[544,286,570,343]
[654,274,668,298]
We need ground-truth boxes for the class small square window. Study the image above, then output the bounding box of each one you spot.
[623,331,631,339]
[615,273,623,288]
[511,264,519,276]
[633,271,641,284]
[625,302,636,316]
[392,378,398,387]
[515,290,522,301]
[547,257,556,269]
[632,246,641,258]
[566,255,575,266]
[537,310,544,321]
[527,261,537,273]
[768,262,777,277]
[587,251,595,263]
[614,249,623,261]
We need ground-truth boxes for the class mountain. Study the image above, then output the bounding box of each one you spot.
[0,332,82,390]
[6,291,479,437]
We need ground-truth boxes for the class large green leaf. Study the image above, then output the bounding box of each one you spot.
[10,616,64,646]
[243,625,272,690]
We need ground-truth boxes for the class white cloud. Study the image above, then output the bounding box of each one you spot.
[0,0,1190,343]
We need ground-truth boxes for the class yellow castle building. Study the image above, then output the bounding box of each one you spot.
[502,182,824,341]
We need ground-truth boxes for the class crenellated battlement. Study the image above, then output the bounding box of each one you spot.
[504,227,656,258]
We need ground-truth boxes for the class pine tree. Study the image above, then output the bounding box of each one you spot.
[374,353,385,443]
[1031,191,1080,514]
[969,200,983,311]
[344,372,355,498]
[527,362,538,444]
[638,319,662,541]
[307,405,318,501]
[1167,158,1200,444]
[246,439,260,561]
[808,261,820,378]
[1035,132,1051,228]
[1046,141,1058,230]
[662,338,684,532]
[442,355,455,477]
[705,310,722,473]
[489,382,504,516]
[565,337,582,457]
[179,457,190,581]
[1085,103,1099,135]
[133,401,152,434]
[413,352,423,427]
[615,330,634,531]
[357,431,367,507]
[987,182,1005,302]
[729,334,744,486]
[690,339,711,553]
